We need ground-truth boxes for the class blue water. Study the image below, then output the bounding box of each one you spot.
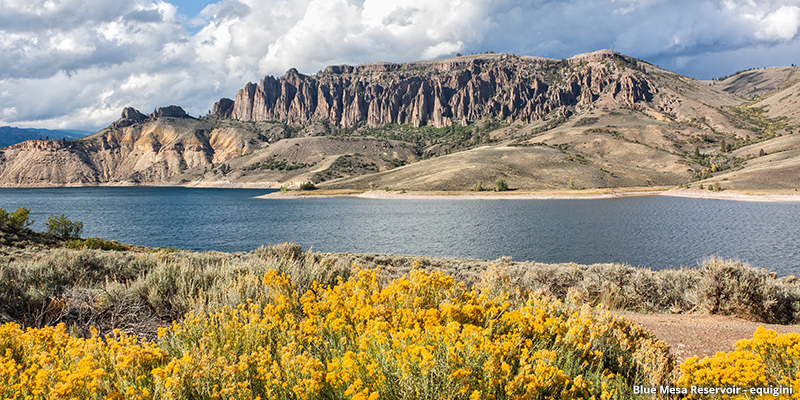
[1,187,799,275]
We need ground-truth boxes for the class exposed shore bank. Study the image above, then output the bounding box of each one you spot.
[660,188,800,202]
[4,181,800,202]
[0,181,280,189]
[259,187,800,202]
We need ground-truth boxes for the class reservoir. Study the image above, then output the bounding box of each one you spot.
[1,187,798,275]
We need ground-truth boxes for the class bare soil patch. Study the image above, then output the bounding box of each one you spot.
[662,188,800,202]
[620,312,800,364]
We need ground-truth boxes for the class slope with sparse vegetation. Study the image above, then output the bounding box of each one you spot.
[2,51,800,190]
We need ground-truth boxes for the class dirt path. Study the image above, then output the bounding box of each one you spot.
[620,312,800,364]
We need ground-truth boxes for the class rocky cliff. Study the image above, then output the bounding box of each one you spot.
[0,107,238,185]
[3,51,799,190]
[214,50,655,128]
[112,105,191,129]
[0,106,421,186]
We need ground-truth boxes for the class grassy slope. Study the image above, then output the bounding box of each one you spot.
[692,67,800,189]
[319,65,800,191]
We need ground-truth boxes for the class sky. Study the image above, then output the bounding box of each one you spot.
[1,0,800,131]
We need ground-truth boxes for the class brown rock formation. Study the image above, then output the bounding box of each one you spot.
[111,106,191,129]
[215,51,655,128]
[9,50,786,190]
[613,72,654,107]
[0,110,251,186]
[213,98,235,118]
[151,105,190,119]
[112,107,148,128]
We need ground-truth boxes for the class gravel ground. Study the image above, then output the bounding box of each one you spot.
[620,312,800,364]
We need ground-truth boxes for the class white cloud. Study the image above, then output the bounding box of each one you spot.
[257,0,489,74]
[421,41,465,59]
[755,5,800,41]
[2,0,800,131]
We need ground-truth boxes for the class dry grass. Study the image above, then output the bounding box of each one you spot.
[1,242,799,341]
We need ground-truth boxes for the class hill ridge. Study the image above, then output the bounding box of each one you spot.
[211,50,654,129]
[1,50,799,190]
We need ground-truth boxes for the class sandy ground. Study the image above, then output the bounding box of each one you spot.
[620,312,800,364]
[661,188,800,202]
[10,183,800,202]
[259,187,669,200]
[259,187,800,202]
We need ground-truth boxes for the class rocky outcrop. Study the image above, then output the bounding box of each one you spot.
[0,110,253,186]
[215,51,655,128]
[112,107,148,128]
[0,51,677,188]
[151,105,190,119]
[111,106,191,129]
[612,72,654,106]
[213,98,235,118]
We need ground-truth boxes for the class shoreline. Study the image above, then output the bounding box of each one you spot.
[3,182,800,202]
[660,188,800,202]
[259,187,800,202]
[258,187,672,200]
[0,181,280,189]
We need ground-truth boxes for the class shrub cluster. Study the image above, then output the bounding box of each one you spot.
[0,244,350,336]
[0,265,672,400]
[2,245,800,340]
[338,255,800,324]
[299,182,317,190]
[0,207,33,229]
[45,214,83,238]
[3,244,800,399]
[678,327,800,398]
[67,237,129,251]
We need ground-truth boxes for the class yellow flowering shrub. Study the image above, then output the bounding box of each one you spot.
[1,264,673,400]
[678,327,800,399]
[0,323,167,400]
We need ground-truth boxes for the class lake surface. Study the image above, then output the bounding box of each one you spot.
[1,187,799,275]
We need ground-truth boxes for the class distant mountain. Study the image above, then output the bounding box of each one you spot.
[0,50,798,190]
[0,126,89,148]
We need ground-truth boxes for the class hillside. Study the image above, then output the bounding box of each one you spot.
[0,50,799,190]
[0,126,88,148]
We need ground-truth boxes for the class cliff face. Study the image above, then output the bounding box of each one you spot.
[0,107,258,185]
[215,51,654,128]
[0,106,421,187]
[7,50,792,190]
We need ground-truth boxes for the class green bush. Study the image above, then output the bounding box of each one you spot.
[45,214,83,238]
[0,207,34,229]
[494,179,508,192]
[67,237,129,251]
[471,180,484,191]
[299,182,316,190]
